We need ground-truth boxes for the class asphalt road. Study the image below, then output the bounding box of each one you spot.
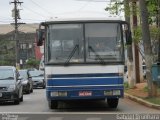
[0,89,159,120]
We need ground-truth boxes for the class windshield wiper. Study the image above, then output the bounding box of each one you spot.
[38,74,44,77]
[88,46,105,64]
[0,77,14,80]
[31,75,39,77]
[65,45,79,65]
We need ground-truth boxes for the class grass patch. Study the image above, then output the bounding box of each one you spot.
[158,87,160,93]
[144,97,160,105]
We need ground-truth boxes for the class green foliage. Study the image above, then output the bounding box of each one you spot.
[105,0,158,25]
[150,26,160,39]
[147,1,158,25]
[0,40,16,65]
[133,26,142,43]
[0,60,11,66]
[105,0,159,43]
[26,58,40,68]
[132,25,159,43]
[105,0,124,15]
[124,81,129,89]
[143,85,148,92]
[144,97,160,105]
[146,0,158,15]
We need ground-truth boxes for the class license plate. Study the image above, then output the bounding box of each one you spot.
[0,93,2,97]
[79,91,92,96]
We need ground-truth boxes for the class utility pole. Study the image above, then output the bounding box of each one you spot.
[158,0,160,62]
[10,0,25,69]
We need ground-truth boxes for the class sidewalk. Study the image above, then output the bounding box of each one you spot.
[124,82,160,110]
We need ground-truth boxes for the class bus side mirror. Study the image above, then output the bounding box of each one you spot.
[122,22,132,45]
[126,31,132,45]
[36,29,44,46]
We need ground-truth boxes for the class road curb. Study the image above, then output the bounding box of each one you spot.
[124,93,160,110]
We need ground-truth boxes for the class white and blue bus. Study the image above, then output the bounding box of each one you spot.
[37,13,132,109]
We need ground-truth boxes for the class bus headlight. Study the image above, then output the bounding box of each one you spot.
[104,90,121,96]
[51,91,67,97]
[104,90,112,96]
[113,90,121,95]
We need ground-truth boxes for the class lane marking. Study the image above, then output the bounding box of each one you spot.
[47,117,63,120]
[18,117,29,120]
[0,112,121,115]
[86,118,102,120]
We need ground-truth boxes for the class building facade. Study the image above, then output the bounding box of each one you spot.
[0,24,41,67]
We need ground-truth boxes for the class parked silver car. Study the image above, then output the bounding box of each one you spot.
[0,66,23,104]
[19,69,33,94]
[29,70,45,89]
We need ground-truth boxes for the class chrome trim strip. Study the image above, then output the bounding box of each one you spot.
[47,76,123,80]
[46,84,124,88]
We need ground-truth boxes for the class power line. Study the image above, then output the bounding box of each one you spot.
[22,4,47,18]
[75,0,111,12]
[21,19,44,22]
[0,18,44,24]
[0,19,12,21]
[29,0,53,16]
[76,0,92,11]
[0,21,13,23]
[24,24,39,29]
[0,16,13,20]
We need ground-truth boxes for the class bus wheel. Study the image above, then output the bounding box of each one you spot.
[48,100,58,109]
[107,98,119,108]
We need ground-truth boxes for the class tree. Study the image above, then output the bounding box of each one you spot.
[106,0,135,87]
[26,58,40,69]
[105,0,123,15]
[106,0,159,96]
[124,0,135,88]
[139,0,157,97]
[146,0,158,25]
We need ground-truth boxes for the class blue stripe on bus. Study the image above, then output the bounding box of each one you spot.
[46,86,124,91]
[47,77,123,87]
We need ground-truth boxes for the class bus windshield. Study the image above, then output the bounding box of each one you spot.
[47,23,123,64]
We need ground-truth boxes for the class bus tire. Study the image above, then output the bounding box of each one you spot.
[48,100,58,109]
[107,98,119,108]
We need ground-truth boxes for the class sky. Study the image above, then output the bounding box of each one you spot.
[0,0,116,24]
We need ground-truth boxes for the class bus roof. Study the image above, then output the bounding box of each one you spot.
[44,12,124,23]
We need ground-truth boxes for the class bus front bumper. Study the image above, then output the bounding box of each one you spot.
[46,89,124,100]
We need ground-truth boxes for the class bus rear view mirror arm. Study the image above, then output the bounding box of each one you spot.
[36,24,45,46]
[126,31,132,45]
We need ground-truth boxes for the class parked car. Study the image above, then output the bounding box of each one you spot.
[126,65,146,79]
[29,70,45,89]
[0,66,23,104]
[19,69,33,94]
[28,68,38,71]
[142,65,146,79]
